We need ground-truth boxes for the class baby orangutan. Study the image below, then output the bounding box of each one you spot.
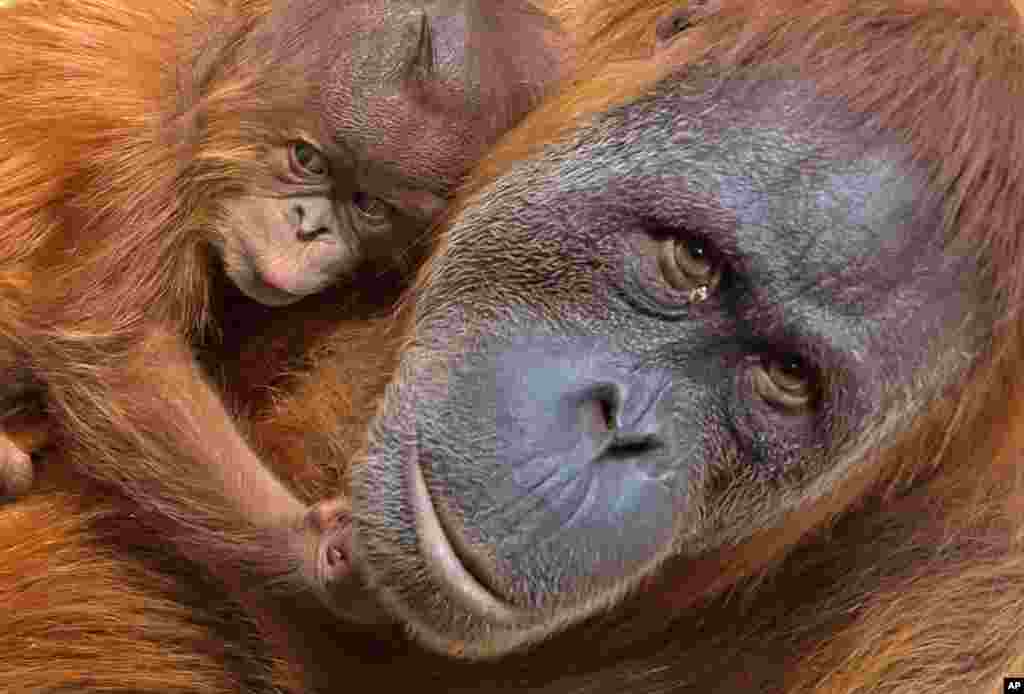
[0,0,569,504]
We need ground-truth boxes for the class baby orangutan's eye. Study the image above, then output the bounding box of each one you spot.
[352,191,394,223]
[290,141,329,178]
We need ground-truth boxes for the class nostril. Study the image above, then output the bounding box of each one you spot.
[292,204,331,242]
[576,383,665,461]
[577,384,621,436]
[578,398,611,436]
[599,396,616,430]
[574,379,670,459]
[297,226,330,242]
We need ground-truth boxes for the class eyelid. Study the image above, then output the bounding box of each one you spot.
[653,227,737,296]
[290,144,329,179]
[277,139,327,182]
[352,193,396,223]
[657,225,742,271]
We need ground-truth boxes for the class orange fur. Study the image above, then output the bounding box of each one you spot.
[6,0,1024,692]
[0,491,283,693]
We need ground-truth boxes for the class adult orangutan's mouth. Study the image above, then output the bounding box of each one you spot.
[409,458,525,626]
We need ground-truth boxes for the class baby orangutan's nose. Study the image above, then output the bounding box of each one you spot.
[293,200,336,242]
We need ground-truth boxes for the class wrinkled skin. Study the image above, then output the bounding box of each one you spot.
[335,74,981,658]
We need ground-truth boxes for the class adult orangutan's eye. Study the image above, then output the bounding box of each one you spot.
[752,354,816,411]
[658,235,723,296]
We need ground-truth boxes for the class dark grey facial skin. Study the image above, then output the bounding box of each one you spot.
[350,72,981,659]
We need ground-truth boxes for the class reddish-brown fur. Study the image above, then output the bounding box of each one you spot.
[6,0,1024,692]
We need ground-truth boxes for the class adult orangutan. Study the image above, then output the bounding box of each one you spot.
[8,0,1024,693]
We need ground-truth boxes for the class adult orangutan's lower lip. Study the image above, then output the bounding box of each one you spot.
[410,458,524,626]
